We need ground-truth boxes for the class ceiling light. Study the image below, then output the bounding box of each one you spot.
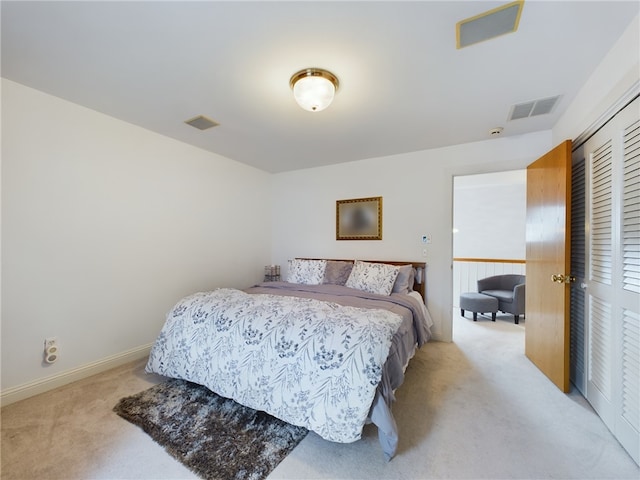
[289,68,339,112]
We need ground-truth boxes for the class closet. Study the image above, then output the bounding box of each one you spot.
[571,96,639,464]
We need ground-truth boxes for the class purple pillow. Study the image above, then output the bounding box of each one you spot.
[323,260,353,285]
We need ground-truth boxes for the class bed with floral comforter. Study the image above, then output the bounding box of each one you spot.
[146,262,431,460]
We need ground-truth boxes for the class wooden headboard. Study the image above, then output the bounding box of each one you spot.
[298,258,426,302]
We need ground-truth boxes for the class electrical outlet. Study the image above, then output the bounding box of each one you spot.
[43,337,59,364]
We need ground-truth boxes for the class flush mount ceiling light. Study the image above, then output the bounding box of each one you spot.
[289,68,339,112]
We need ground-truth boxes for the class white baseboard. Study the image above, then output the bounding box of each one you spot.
[0,343,153,407]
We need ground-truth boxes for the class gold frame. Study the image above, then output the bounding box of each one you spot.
[336,196,382,240]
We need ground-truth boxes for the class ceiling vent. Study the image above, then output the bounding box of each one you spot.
[184,115,219,130]
[508,95,562,121]
[456,0,524,49]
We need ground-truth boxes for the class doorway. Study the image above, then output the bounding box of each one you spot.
[452,170,527,335]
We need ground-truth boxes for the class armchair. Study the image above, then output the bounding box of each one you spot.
[477,274,526,324]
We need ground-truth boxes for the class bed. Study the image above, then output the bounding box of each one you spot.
[145,259,433,460]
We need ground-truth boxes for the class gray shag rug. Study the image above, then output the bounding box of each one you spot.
[113,378,308,480]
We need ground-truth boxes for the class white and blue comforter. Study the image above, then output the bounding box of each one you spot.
[146,283,431,457]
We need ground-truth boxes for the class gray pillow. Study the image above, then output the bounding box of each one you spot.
[392,264,415,294]
[323,260,354,285]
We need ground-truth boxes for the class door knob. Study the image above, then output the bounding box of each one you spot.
[551,274,576,284]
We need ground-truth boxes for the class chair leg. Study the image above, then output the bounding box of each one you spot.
[492,312,496,321]
[514,314,519,325]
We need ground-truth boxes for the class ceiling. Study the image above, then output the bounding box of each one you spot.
[2,1,638,173]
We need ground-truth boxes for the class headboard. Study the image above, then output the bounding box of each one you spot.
[298,258,426,302]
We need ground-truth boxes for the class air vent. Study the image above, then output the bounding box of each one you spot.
[456,0,524,49]
[184,115,219,130]
[508,95,562,121]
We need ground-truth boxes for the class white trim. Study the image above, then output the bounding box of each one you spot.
[573,80,640,149]
[0,343,153,407]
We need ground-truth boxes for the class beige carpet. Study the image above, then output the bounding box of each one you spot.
[2,311,638,479]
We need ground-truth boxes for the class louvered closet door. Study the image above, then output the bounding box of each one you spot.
[584,96,639,464]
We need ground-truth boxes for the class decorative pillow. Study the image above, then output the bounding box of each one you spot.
[392,264,415,294]
[323,260,354,285]
[287,259,327,285]
[345,260,400,296]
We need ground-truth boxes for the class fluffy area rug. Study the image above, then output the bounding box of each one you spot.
[113,378,308,480]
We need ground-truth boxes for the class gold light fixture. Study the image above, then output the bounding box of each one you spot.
[289,68,339,112]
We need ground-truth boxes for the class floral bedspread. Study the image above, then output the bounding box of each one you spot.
[145,288,404,443]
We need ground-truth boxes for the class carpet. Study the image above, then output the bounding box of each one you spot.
[113,378,308,480]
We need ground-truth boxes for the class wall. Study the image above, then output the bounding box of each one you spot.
[453,170,527,260]
[553,14,639,144]
[1,79,272,398]
[271,132,552,342]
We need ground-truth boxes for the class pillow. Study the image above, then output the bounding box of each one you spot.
[287,259,327,285]
[323,260,354,285]
[392,264,415,294]
[345,260,400,296]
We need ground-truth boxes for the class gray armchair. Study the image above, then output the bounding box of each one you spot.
[477,274,526,324]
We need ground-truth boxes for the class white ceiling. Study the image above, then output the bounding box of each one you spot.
[2,1,638,173]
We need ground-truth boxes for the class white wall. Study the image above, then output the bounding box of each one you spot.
[271,132,552,342]
[453,170,527,260]
[1,79,272,394]
[553,14,639,144]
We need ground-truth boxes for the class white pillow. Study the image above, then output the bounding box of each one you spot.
[287,259,327,285]
[345,260,400,296]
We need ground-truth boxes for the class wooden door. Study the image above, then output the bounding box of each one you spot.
[525,140,572,392]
